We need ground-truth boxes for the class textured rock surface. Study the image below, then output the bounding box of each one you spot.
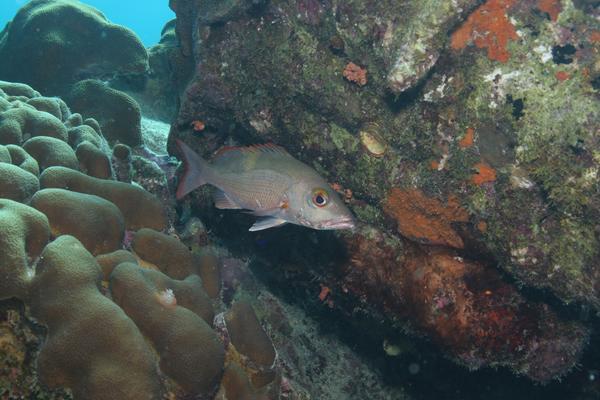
[168,0,599,385]
[0,0,599,398]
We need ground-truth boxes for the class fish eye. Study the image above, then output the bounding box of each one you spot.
[312,189,328,207]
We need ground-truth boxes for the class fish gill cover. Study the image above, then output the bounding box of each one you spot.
[0,0,599,400]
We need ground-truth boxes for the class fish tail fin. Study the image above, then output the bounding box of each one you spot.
[176,139,211,200]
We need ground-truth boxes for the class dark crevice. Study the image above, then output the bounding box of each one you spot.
[552,44,577,65]
[506,94,525,120]
[384,66,435,114]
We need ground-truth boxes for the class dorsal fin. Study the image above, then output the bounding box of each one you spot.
[214,143,291,160]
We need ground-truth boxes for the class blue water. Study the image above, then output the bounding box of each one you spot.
[0,0,174,47]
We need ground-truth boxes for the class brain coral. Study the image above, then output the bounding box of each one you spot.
[0,80,237,398]
[29,236,163,400]
[22,136,79,171]
[75,140,112,179]
[26,96,68,120]
[6,144,40,176]
[0,144,10,162]
[132,228,197,279]
[0,81,41,98]
[110,262,224,395]
[40,166,168,231]
[68,124,104,148]
[0,77,295,400]
[0,162,39,202]
[0,0,148,95]
[0,199,49,301]
[65,79,143,146]
[31,188,125,256]
[223,301,278,388]
[95,249,138,280]
[0,106,68,145]
[194,249,222,298]
[221,364,269,400]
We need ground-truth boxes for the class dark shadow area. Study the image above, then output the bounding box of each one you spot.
[193,204,599,400]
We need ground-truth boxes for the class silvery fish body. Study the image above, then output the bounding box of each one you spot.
[176,140,356,231]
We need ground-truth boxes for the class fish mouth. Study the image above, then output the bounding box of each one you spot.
[318,216,356,230]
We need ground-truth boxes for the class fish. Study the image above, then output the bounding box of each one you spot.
[175,140,356,231]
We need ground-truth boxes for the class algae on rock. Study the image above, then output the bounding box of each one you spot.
[167,0,599,383]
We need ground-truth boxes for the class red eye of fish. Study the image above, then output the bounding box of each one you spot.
[312,189,328,207]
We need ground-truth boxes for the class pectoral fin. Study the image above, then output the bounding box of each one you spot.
[249,217,287,231]
[213,190,241,209]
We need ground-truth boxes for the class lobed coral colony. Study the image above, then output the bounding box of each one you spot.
[1,0,599,399]
[0,80,286,399]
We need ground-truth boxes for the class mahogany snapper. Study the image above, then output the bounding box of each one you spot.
[176,140,356,231]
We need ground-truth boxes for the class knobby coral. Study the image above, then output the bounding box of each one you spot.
[0,80,282,399]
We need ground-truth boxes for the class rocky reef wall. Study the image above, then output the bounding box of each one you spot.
[168,0,599,386]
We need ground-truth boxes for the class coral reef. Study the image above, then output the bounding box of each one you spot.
[338,227,590,382]
[222,301,278,388]
[0,163,39,202]
[30,189,125,256]
[397,247,588,381]
[22,136,79,171]
[131,228,198,278]
[40,166,167,231]
[0,106,68,144]
[0,0,599,397]
[65,79,143,146]
[29,236,163,400]
[67,123,104,149]
[110,262,223,394]
[0,79,299,400]
[168,0,599,385]
[384,189,469,248]
[0,199,49,301]
[0,0,148,95]
[75,140,112,179]
[342,62,367,86]
[111,144,134,182]
[195,250,222,298]
[96,249,138,280]
[5,144,40,176]
[450,0,518,63]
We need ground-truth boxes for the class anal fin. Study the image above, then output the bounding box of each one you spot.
[214,190,242,209]
[249,217,287,231]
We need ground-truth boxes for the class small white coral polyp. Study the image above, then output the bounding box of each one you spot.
[156,288,177,308]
